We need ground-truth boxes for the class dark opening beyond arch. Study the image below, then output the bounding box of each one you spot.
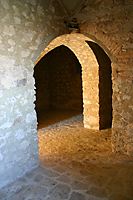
[86,41,112,129]
[34,45,83,129]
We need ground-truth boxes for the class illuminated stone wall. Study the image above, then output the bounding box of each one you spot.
[86,41,112,130]
[75,0,133,155]
[0,0,67,189]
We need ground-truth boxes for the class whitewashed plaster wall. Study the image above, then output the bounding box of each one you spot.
[0,0,68,188]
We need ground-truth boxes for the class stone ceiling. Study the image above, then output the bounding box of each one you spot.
[58,0,86,18]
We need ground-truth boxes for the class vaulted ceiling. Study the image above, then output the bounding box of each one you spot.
[58,0,86,18]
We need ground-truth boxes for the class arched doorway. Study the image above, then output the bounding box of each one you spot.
[34,45,83,129]
[34,33,113,130]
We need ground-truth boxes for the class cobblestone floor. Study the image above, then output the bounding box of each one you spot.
[0,115,133,200]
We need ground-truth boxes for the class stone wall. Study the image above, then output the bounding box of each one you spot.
[86,41,112,130]
[34,45,83,113]
[0,0,132,189]
[75,0,133,155]
[49,45,83,111]
[0,0,67,189]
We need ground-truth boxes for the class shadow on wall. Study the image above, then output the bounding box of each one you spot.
[86,41,112,130]
[34,45,83,128]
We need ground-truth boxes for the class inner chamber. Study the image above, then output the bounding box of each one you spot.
[34,45,83,129]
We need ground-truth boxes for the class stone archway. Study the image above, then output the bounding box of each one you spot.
[34,33,113,130]
[86,41,112,129]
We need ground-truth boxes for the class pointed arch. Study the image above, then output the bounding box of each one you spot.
[34,33,113,130]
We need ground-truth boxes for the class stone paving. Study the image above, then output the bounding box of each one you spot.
[0,115,133,200]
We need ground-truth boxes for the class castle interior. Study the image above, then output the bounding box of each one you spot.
[0,0,133,199]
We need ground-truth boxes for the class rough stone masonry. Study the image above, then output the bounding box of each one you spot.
[0,0,67,189]
[0,0,132,189]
